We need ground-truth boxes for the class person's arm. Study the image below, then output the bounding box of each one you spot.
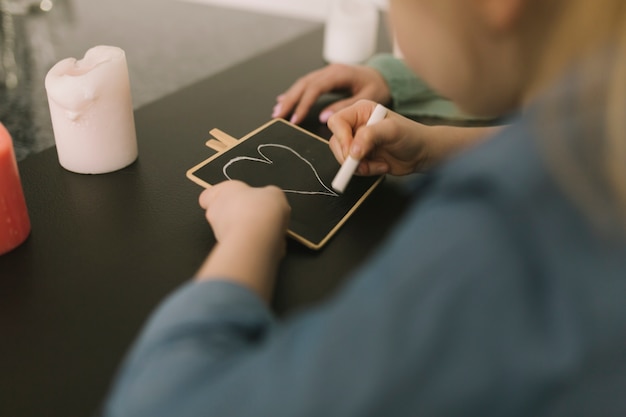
[327,100,502,176]
[194,182,290,300]
[273,54,490,125]
[366,53,441,109]
[425,124,502,167]
[103,175,571,417]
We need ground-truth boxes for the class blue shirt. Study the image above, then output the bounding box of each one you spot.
[103,88,626,417]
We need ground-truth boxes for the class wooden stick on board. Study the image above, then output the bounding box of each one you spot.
[209,128,238,147]
[205,139,227,152]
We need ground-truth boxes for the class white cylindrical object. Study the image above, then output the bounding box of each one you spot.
[332,155,360,193]
[45,46,138,174]
[332,104,387,193]
[323,0,379,65]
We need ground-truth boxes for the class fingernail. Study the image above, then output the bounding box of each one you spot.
[319,110,333,123]
[272,103,282,118]
[290,114,299,124]
[276,94,285,101]
[350,143,361,159]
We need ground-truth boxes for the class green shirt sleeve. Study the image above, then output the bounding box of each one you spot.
[366,53,481,121]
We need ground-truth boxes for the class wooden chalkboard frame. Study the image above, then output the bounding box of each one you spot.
[186,119,383,250]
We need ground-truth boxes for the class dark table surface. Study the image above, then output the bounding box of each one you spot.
[0,28,413,417]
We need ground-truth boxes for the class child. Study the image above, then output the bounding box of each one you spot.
[104,1,626,416]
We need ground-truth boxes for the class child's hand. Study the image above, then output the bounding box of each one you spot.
[195,181,291,300]
[327,100,435,176]
[199,181,290,246]
[273,64,391,125]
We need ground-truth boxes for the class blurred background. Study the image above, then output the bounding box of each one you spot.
[0,0,320,160]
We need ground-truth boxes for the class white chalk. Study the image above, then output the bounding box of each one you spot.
[331,155,360,193]
[331,103,387,193]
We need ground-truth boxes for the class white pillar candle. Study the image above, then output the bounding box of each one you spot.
[45,46,138,174]
[323,0,379,65]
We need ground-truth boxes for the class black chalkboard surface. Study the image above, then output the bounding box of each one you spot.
[186,119,383,249]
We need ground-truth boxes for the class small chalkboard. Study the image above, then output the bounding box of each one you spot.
[186,119,383,249]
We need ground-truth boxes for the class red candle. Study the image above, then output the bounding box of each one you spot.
[0,122,31,255]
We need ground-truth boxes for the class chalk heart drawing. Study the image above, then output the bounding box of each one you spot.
[222,144,339,197]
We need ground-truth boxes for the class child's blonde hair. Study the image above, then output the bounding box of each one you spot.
[535,0,626,228]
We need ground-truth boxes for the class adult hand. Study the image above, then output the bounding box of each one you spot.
[272,63,391,125]
[196,181,291,300]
